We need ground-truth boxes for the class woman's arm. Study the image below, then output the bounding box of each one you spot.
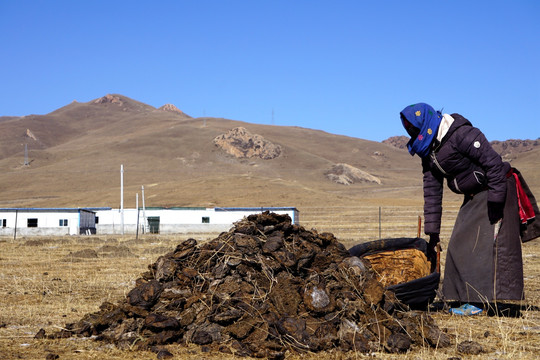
[422,157,444,234]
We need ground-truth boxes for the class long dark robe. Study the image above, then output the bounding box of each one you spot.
[442,176,524,302]
[514,169,540,242]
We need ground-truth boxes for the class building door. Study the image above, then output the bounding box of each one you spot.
[147,216,160,234]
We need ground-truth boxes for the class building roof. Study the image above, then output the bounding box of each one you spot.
[215,207,298,212]
[0,207,111,212]
[0,206,298,212]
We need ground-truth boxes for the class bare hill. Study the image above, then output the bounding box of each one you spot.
[382,135,408,150]
[0,95,537,210]
[382,136,540,161]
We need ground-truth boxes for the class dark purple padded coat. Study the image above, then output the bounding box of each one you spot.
[421,114,510,234]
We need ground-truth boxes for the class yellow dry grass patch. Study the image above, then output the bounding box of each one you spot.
[364,249,431,287]
[1,232,540,359]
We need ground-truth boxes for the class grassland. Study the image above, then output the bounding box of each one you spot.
[1,205,540,359]
[2,94,539,358]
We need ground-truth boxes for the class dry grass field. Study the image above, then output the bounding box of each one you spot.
[1,206,540,360]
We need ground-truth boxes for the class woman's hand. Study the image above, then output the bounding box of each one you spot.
[488,201,505,224]
[427,234,440,272]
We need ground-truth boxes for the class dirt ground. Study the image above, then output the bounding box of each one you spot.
[1,222,540,359]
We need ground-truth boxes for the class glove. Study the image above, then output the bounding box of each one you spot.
[428,233,440,246]
[427,234,440,272]
[488,201,505,224]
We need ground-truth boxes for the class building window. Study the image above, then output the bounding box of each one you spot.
[95,216,99,224]
[59,219,68,227]
[27,218,38,227]
[202,217,210,224]
[1,219,5,227]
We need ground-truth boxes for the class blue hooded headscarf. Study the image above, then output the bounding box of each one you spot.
[400,103,442,158]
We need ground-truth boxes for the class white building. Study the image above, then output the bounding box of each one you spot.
[0,207,299,237]
[0,208,101,237]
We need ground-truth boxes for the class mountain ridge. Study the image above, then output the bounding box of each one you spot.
[0,94,537,210]
[382,135,540,161]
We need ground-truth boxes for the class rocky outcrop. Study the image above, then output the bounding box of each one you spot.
[94,94,123,105]
[213,127,282,160]
[26,129,38,141]
[158,104,189,117]
[383,135,540,160]
[325,163,381,185]
[491,139,540,159]
[382,136,408,150]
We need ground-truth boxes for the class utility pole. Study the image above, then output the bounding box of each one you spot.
[121,164,124,235]
[141,185,146,234]
[136,193,139,240]
[24,144,29,166]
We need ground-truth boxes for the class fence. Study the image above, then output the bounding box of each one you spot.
[299,205,460,248]
[0,205,461,247]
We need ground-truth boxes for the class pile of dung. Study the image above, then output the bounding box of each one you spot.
[46,212,450,358]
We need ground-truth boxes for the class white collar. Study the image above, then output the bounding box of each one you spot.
[437,114,455,142]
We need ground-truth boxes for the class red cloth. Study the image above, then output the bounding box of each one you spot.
[513,173,536,224]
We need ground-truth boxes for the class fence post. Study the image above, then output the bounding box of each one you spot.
[378,206,381,239]
[14,210,18,241]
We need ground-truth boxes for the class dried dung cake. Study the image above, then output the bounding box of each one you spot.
[45,212,450,358]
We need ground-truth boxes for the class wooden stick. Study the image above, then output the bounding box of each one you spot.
[436,243,441,273]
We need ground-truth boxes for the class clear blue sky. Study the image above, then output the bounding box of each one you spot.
[1,1,538,142]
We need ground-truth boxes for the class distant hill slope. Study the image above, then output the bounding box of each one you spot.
[382,136,409,150]
[0,95,537,209]
[383,135,540,161]
[0,94,192,159]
